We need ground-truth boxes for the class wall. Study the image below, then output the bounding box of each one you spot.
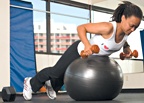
[0,0,10,90]
[115,59,143,73]
[36,54,61,72]
[36,54,144,89]
[124,73,144,89]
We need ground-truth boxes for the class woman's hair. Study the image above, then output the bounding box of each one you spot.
[112,1,143,22]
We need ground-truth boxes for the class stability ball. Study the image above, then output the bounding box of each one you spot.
[64,55,123,101]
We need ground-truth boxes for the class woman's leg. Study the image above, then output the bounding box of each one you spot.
[30,40,81,92]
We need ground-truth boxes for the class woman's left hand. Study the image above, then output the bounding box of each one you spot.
[123,47,132,58]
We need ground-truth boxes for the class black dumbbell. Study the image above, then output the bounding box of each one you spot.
[2,86,16,102]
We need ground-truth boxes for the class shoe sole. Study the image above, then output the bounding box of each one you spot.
[45,87,56,100]
[23,93,32,101]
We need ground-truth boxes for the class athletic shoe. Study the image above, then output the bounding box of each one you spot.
[45,80,56,100]
[23,77,32,100]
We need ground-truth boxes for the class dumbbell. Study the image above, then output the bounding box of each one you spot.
[2,86,16,102]
[80,45,100,58]
[120,50,138,60]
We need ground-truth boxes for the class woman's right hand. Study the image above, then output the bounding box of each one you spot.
[84,45,93,56]
[80,44,100,58]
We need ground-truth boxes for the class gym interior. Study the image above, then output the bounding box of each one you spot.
[0,0,144,103]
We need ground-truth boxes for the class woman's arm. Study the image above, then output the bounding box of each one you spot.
[77,22,113,55]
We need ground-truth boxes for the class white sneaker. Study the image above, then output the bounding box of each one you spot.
[23,77,32,100]
[45,80,57,100]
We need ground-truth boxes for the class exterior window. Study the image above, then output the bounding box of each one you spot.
[13,0,46,53]
[50,2,89,54]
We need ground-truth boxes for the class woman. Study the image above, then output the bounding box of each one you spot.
[23,1,143,100]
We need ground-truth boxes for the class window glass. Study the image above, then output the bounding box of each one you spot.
[12,0,90,54]
[17,0,47,52]
[91,11,112,22]
[50,2,89,54]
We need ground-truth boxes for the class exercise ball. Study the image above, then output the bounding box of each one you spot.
[64,55,123,101]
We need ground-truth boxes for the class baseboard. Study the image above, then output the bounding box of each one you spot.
[121,89,144,93]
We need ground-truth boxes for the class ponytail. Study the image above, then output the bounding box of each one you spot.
[112,1,143,22]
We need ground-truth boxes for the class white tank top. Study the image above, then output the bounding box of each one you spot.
[77,21,128,56]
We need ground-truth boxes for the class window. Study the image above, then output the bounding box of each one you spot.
[10,0,47,53]
[15,0,139,55]
[20,0,46,53]
[50,2,90,54]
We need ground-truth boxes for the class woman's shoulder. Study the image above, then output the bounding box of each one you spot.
[102,21,115,27]
[97,22,114,34]
[97,22,113,28]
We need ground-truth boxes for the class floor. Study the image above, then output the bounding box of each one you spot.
[0,92,144,103]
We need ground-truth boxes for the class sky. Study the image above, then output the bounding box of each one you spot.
[22,0,90,25]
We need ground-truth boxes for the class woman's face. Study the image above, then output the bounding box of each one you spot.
[121,15,141,35]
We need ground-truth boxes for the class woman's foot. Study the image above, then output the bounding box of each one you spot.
[23,77,32,100]
[45,80,57,100]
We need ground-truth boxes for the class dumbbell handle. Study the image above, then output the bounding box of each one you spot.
[120,50,138,60]
[80,45,100,58]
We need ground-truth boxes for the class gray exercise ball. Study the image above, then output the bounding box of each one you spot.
[64,55,123,101]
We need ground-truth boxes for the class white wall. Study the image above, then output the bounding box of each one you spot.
[36,54,144,89]
[124,73,144,89]
[115,59,143,73]
[36,54,61,72]
[0,0,10,91]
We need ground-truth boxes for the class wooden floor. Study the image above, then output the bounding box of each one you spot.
[0,92,144,103]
